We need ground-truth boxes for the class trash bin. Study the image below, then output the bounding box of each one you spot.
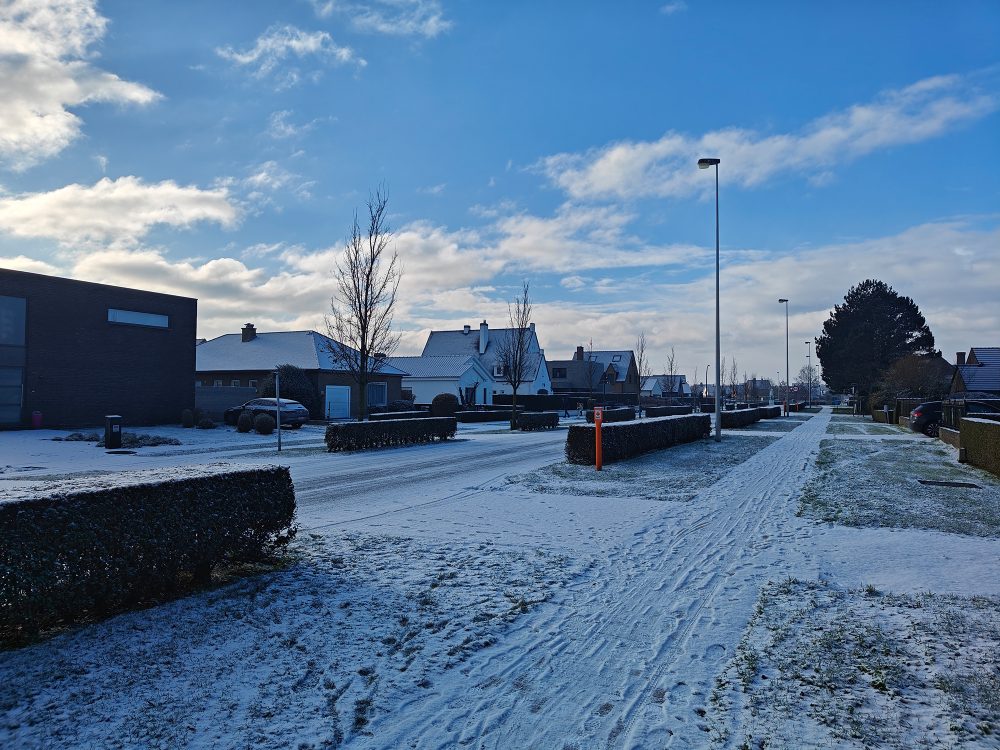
[31,411,43,429]
[104,415,123,449]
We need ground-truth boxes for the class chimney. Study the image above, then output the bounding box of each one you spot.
[241,323,257,342]
[463,324,471,335]
[373,352,386,361]
[957,351,966,366]
[529,322,535,334]
[479,320,488,355]
[575,345,584,361]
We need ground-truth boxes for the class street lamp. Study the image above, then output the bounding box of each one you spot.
[804,341,812,409]
[699,157,722,441]
[778,299,789,415]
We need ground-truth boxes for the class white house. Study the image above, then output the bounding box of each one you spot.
[641,375,691,398]
[420,320,552,398]
[385,355,494,406]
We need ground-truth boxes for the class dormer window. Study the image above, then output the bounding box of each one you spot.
[612,354,622,362]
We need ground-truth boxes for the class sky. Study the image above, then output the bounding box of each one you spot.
[1,0,998,387]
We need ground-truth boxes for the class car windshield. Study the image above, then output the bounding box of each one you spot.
[255,398,305,408]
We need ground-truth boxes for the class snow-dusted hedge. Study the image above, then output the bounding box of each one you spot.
[455,410,513,423]
[566,414,710,465]
[369,410,429,421]
[585,407,634,424]
[719,408,761,428]
[960,417,1000,477]
[324,417,456,451]
[646,405,693,417]
[0,466,295,642]
[758,405,782,419]
[517,412,560,431]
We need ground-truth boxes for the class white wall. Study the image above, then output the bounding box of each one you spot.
[404,370,492,405]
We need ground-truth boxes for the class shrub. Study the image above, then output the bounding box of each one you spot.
[255,413,276,435]
[456,410,513,423]
[52,432,100,442]
[719,408,760,429]
[257,364,318,417]
[518,412,559,430]
[193,408,204,424]
[585,407,634,424]
[236,411,254,433]
[197,417,216,430]
[646,405,693,417]
[325,418,457,452]
[181,409,195,428]
[370,400,419,415]
[96,433,182,448]
[0,465,295,642]
[370,410,429,421]
[430,393,460,417]
[757,405,782,419]
[960,417,1000,477]
[566,414,710,465]
[700,401,716,413]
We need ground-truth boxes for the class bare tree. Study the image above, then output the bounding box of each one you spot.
[458,380,480,408]
[664,346,678,401]
[729,358,739,403]
[635,331,652,415]
[325,187,401,421]
[495,281,534,429]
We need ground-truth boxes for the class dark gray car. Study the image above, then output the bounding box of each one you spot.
[224,398,310,427]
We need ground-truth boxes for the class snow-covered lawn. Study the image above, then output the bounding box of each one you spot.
[826,419,903,435]
[708,578,1000,749]
[800,437,1000,537]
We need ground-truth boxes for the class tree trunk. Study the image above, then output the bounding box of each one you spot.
[510,387,519,430]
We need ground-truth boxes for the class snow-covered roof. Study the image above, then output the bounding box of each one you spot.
[386,355,488,379]
[196,330,408,375]
[583,351,634,383]
[421,325,545,381]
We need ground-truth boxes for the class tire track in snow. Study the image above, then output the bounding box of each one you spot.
[354,410,832,749]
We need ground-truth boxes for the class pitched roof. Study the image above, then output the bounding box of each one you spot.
[385,355,488,379]
[969,347,1000,366]
[421,325,544,380]
[583,350,635,383]
[956,363,1000,393]
[642,375,691,394]
[196,330,408,375]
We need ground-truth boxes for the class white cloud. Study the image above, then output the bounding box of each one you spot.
[310,0,452,38]
[0,176,238,247]
[659,2,687,15]
[417,183,446,195]
[537,73,999,200]
[217,24,365,87]
[0,255,59,275]
[0,0,161,170]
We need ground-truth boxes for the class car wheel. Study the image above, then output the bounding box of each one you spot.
[924,422,939,437]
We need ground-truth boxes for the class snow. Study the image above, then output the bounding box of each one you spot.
[2,408,999,748]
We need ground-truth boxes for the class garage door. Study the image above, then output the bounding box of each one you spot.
[325,385,351,419]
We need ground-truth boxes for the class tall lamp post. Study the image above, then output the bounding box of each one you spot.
[804,341,812,409]
[778,298,789,415]
[698,157,722,441]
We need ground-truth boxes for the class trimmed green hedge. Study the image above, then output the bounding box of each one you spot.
[960,418,1000,477]
[566,414,710,465]
[757,405,782,419]
[585,407,635,424]
[0,466,295,642]
[719,408,760,428]
[369,410,429,421]
[324,417,457,451]
[455,410,513,423]
[646,405,693,417]
[518,412,560,431]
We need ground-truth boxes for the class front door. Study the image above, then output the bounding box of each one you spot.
[325,385,351,419]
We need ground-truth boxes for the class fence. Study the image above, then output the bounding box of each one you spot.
[195,386,258,421]
[942,398,1000,430]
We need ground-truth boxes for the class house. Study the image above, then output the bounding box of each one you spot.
[641,375,691,399]
[0,268,196,428]
[420,321,551,398]
[548,346,640,397]
[385,355,493,406]
[196,324,408,419]
[950,347,1000,396]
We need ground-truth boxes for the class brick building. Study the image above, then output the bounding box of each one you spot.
[0,268,196,428]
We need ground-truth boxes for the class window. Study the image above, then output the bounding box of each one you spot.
[213,379,223,386]
[612,355,622,362]
[552,367,567,379]
[107,308,169,328]
[367,381,387,407]
[231,379,241,387]
[248,379,257,388]
[493,364,505,378]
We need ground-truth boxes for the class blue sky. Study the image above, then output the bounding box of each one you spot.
[1,0,998,385]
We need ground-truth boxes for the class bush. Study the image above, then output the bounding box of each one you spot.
[236,411,254,433]
[719,408,760,429]
[585,407,634,424]
[370,410,429,421]
[181,409,195,428]
[960,418,1000,477]
[370,400,419,415]
[255,413,276,435]
[518,412,559,431]
[646,405,693,417]
[197,417,216,430]
[0,465,295,642]
[430,393,460,417]
[97,433,182,449]
[455,410,513,423]
[757,405,782,419]
[257,364,318,417]
[700,400,716,413]
[52,432,100,442]
[325,417,457,452]
[566,414,710,465]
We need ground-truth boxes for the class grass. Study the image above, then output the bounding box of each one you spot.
[825,415,903,436]
[709,579,1000,749]
[799,438,1000,537]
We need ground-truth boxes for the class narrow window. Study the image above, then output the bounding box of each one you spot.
[108,308,169,328]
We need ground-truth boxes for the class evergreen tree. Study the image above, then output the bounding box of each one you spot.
[258,364,319,417]
[815,279,936,409]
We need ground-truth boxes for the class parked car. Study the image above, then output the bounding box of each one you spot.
[224,398,310,428]
[909,401,942,436]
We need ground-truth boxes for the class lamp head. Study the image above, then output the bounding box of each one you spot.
[698,157,721,169]
[778,298,788,303]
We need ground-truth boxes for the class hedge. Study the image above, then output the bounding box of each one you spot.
[369,410,429,421]
[700,400,716,413]
[324,417,457,451]
[646,405,693,417]
[518,412,560,431]
[0,466,295,642]
[757,405,782,419]
[585,407,635,424]
[960,417,1000,477]
[719,408,761,428]
[455,410,513,423]
[566,414,710,465]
